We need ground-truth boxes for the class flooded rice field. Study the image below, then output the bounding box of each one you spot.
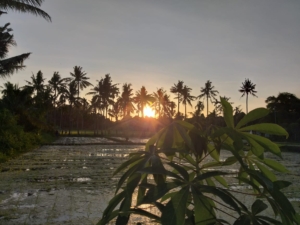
[0,137,300,225]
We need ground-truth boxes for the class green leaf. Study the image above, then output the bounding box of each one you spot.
[271,189,296,220]
[242,134,264,157]
[255,215,282,225]
[236,108,269,129]
[239,123,288,138]
[167,162,189,181]
[97,210,119,225]
[201,161,223,169]
[205,177,215,186]
[247,169,273,191]
[113,155,144,176]
[242,133,282,157]
[273,180,292,190]
[214,175,228,188]
[253,161,277,182]
[192,187,216,225]
[233,215,251,225]
[251,199,268,215]
[264,158,289,173]
[195,171,228,182]
[137,177,147,205]
[220,97,234,128]
[100,191,125,224]
[161,186,189,225]
[175,120,195,130]
[208,143,219,161]
[174,123,194,151]
[201,186,241,214]
[128,208,161,222]
[115,159,145,194]
[146,128,165,150]
[141,182,178,204]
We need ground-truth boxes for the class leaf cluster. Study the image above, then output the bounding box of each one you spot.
[99,98,300,224]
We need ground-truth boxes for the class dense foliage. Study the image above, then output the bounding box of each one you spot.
[98,98,300,225]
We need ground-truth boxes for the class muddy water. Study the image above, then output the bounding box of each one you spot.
[0,137,299,225]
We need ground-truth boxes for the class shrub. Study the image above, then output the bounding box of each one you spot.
[98,98,300,225]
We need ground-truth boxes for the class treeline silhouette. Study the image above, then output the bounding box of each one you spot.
[1,69,300,141]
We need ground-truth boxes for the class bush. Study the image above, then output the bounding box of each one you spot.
[0,109,41,160]
[98,98,300,225]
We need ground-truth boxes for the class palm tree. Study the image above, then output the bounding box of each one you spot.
[152,88,166,118]
[170,80,184,116]
[0,0,50,78]
[169,101,176,118]
[181,85,195,119]
[69,66,92,133]
[193,101,204,117]
[0,0,51,21]
[69,66,92,98]
[239,79,257,114]
[119,83,135,118]
[134,86,154,118]
[62,82,78,135]
[87,74,119,119]
[25,70,45,96]
[108,99,122,121]
[0,22,30,78]
[48,72,69,105]
[198,80,219,117]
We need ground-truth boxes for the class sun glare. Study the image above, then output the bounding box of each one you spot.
[144,105,155,118]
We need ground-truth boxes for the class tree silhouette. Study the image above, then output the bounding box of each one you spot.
[134,86,154,118]
[0,0,50,78]
[181,85,195,119]
[87,74,118,119]
[170,80,184,116]
[198,80,219,117]
[119,83,135,118]
[25,70,45,96]
[0,22,30,78]
[153,88,166,118]
[0,0,51,21]
[239,78,257,114]
[69,66,92,99]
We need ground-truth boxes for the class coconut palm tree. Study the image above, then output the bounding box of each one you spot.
[193,101,204,117]
[0,0,50,78]
[181,85,195,119]
[87,74,119,119]
[69,66,92,99]
[152,88,166,118]
[119,83,135,118]
[239,78,257,114]
[170,80,184,116]
[48,72,69,105]
[0,0,51,21]
[198,80,219,117]
[25,70,46,96]
[108,99,122,121]
[134,86,154,118]
[0,22,30,78]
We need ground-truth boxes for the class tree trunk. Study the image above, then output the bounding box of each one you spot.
[177,93,180,114]
[246,94,248,114]
[207,97,209,117]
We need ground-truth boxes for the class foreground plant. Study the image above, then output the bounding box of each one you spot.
[98,98,300,225]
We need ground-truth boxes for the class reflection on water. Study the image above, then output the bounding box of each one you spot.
[0,137,299,224]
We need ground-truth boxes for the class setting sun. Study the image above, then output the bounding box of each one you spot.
[143,105,155,118]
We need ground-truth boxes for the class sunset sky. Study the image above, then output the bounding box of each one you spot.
[2,0,300,115]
